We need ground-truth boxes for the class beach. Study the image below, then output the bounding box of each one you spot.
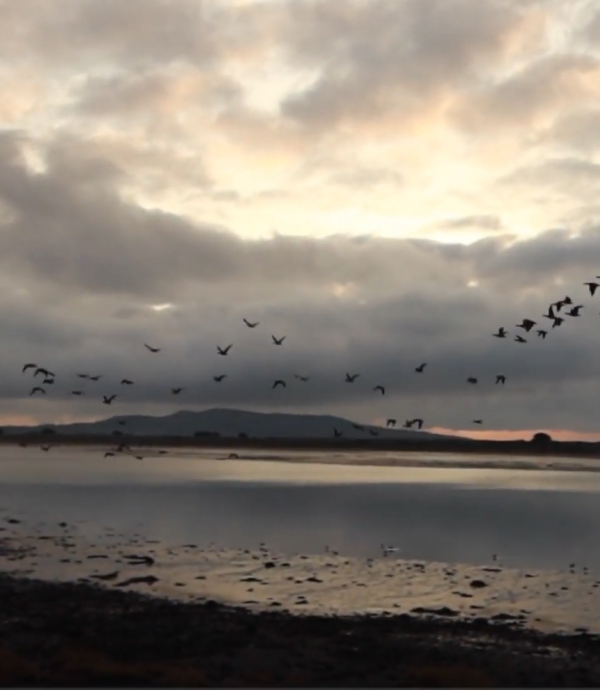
[2,445,600,685]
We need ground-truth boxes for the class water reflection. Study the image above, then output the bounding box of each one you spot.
[1,481,600,573]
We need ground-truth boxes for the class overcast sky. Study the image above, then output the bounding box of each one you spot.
[2,0,600,439]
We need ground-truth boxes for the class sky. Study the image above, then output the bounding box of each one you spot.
[2,0,600,439]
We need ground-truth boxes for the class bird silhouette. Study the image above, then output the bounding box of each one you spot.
[22,363,37,373]
[386,419,396,428]
[76,373,90,379]
[144,343,161,353]
[217,344,232,356]
[121,379,134,385]
[492,328,507,338]
[537,329,548,339]
[272,335,286,345]
[345,373,360,382]
[467,377,478,384]
[495,375,506,384]
[243,319,259,328]
[43,378,54,385]
[272,379,286,389]
[88,375,101,381]
[333,428,343,437]
[415,363,427,372]
[516,319,536,332]
[102,395,116,405]
[566,305,583,317]
[104,452,115,458]
[552,317,564,328]
[30,387,45,396]
[71,391,83,396]
[411,418,424,429]
[34,368,49,378]
[171,387,185,394]
[373,385,385,395]
[514,335,527,343]
[402,419,413,429]
[294,374,310,382]
[213,375,227,382]
[473,419,483,424]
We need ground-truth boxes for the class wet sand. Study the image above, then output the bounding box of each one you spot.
[2,514,600,686]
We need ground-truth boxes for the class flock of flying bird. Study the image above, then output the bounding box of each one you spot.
[19,276,600,455]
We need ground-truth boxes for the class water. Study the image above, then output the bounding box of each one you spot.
[2,446,600,572]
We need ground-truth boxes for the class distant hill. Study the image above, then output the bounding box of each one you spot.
[0,407,454,441]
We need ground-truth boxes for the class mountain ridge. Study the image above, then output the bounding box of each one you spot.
[0,407,455,440]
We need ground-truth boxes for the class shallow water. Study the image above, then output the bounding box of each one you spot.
[1,446,600,572]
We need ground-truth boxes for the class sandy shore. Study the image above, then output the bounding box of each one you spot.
[2,513,600,685]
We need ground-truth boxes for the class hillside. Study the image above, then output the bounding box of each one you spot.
[1,407,450,440]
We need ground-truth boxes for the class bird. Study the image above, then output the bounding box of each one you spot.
[552,317,564,328]
[368,428,379,436]
[495,375,506,384]
[88,375,101,381]
[34,368,49,378]
[217,344,232,356]
[102,395,116,405]
[566,305,583,317]
[584,282,599,296]
[514,335,527,343]
[473,419,483,424]
[30,387,45,396]
[516,319,536,332]
[104,452,115,458]
[333,428,343,437]
[345,373,360,382]
[76,373,89,379]
[543,305,556,320]
[537,329,548,339]
[213,375,227,382]
[272,335,286,345]
[373,385,385,395]
[467,377,478,384]
[386,419,396,428]
[243,318,259,328]
[402,419,413,429]
[42,378,54,385]
[492,328,507,338]
[22,363,37,373]
[121,379,134,385]
[294,375,310,382]
[144,343,161,353]
[171,387,185,394]
[411,418,424,429]
[272,379,286,389]
[71,391,83,396]
[415,363,427,372]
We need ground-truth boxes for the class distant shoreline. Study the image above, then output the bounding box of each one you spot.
[1,433,599,460]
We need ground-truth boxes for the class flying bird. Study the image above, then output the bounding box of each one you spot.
[467,377,478,384]
[30,387,45,396]
[345,373,360,382]
[217,344,232,356]
[386,419,396,428]
[121,379,134,385]
[71,391,83,396]
[543,305,555,320]
[473,419,483,424]
[22,363,37,373]
[566,305,583,317]
[34,368,49,378]
[373,385,385,395]
[43,378,54,385]
[76,373,90,379]
[144,343,161,353]
[171,387,185,394]
[516,319,536,332]
[294,375,310,382]
[495,375,506,384]
[213,375,227,382]
[88,375,102,381]
[411,418,424,429]
[492,328,507,338]
[514,335,527,343]
[552,317,564,328]
[585,282,599,296]
[415,363,427,372]
[243,319,259,328]
[102,395,116,405]
[537,330,548,339]
[272,379,286,389]
[272,335,286,345]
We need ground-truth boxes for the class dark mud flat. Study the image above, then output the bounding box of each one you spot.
[1,574,600,687]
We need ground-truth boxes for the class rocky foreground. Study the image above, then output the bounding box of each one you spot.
[1,573,600,687]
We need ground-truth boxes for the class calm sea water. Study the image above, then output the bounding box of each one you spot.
[1,446,600,572]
